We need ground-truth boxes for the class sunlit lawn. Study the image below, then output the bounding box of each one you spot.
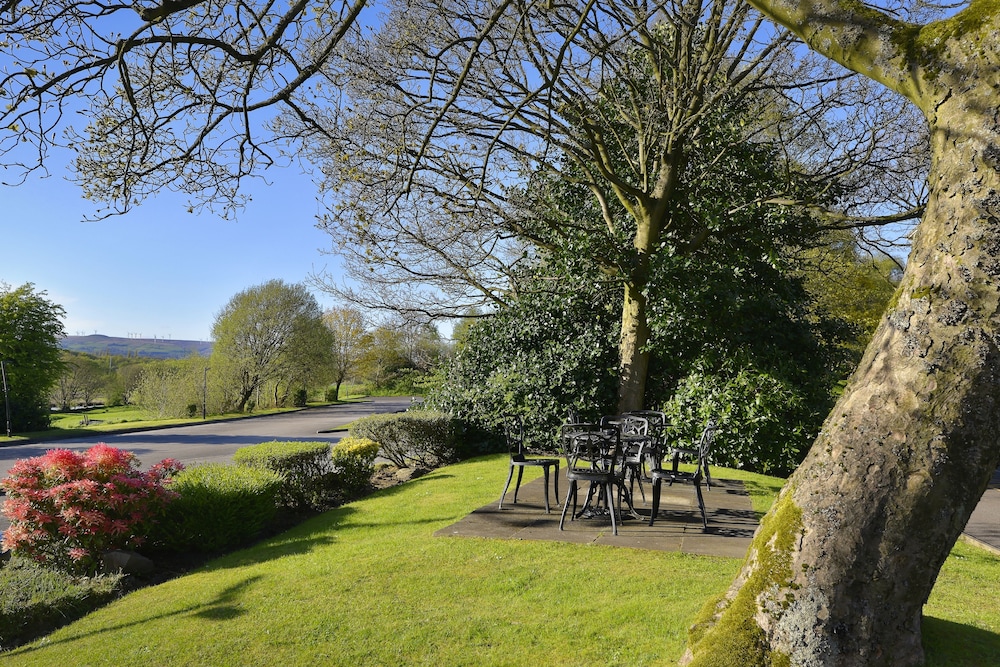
[3,455,998,666]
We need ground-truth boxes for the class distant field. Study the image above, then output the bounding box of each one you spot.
[60,334,212,359]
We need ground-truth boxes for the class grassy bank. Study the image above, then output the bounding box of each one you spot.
[2,456,997,666]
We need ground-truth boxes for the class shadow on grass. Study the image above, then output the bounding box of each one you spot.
[924,616,1000,666]
[6,574,265,659]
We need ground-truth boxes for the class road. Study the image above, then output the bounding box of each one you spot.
[0,397,413,538]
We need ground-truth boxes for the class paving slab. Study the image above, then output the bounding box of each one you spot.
[435,469,759,557]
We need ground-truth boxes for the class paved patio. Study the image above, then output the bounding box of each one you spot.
[435,469,759,558]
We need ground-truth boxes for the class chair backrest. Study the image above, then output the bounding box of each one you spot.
[560,423,620,473]
[695,419,718,472]
[618,415,648,437]
[504,415,527,461]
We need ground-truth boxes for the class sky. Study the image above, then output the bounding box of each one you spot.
[2,160,344,343]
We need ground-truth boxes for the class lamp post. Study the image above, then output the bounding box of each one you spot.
[1,359,11,438]
[202,366,210,420]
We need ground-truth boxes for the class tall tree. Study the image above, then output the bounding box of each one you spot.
[322,306,366,400]
[211,280,331,412]
[0,283,65,431]
[680,3,1000,666]
[297,0,923,412]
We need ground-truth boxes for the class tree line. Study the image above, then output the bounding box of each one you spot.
[1,280,446,428]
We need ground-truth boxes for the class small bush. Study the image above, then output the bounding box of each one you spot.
[233,441,333,510]
[325,387,338,402]
[0,444,183,574]
[293,389,308,407]
[152,464,282,553]
[349,411,457,469]
[0,556,122,650]
[331,437,380,498]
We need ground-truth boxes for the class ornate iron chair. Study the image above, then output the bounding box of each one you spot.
[559,422,623,535]
[648,419,717,530]
[499,415,560,513]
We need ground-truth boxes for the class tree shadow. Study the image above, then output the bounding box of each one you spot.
[923,616,1000,666]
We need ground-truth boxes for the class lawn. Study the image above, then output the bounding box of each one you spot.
[2,455,998,666]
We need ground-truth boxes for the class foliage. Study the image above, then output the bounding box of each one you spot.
[429,263,620,453]
[210,280,334,413]
[0,556,121,651]
[330,436,380,498]
[232,441,334,510]
[797,230,902,361]
[151,464,282,553]
[0,283,66,432]
[348,410,458,468]
[661,358,828,476]
[131,357,210,419]
[0,444,182,574]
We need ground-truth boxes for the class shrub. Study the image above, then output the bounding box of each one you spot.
[0,556,122,650]
[325,387,338,402]
[293,388,308,407]
[232,441,333,510]
[331,437,380,498]
[349,411,457,469]
[0,444,183,574]
[152,464,282,553]
[661,362,827,476]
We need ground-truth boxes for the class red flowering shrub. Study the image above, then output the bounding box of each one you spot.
[0,444,183,573]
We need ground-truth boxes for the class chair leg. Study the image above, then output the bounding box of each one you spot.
[554,463,560,506]
[541,467,551,513]
[559,480,577,531]
[648,477,662,526]
[605,481,617,535]
[513,466,525,503]
[695,481,708,530]
[499,463,515,509]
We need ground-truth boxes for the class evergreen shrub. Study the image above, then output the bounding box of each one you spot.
[153,464,282,553]
[349,411,457,469]
[233,441,333,510]
[331,436,380,497]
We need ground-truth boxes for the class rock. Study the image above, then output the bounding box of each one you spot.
[101,550,155,576]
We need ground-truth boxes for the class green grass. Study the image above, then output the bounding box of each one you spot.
[2,456,998,666]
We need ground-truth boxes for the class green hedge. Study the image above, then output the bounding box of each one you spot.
[0,557,121,650]
[233,441,333,510]
[152,464,282,553]
[348,410,457,469]
[331,436,380,498]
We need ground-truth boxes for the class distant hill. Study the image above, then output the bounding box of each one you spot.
[60,335,213,359]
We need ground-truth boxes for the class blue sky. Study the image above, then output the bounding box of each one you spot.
[2,161,342,342]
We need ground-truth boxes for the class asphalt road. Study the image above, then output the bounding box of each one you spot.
[0,396,413,538]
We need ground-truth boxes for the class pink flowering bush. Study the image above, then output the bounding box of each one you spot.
[0,444,183,573]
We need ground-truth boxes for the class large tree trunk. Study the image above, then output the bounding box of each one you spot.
[683,76,1000,664]
[618,280,652,413]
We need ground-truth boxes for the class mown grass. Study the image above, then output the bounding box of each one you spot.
[2,455,998,666]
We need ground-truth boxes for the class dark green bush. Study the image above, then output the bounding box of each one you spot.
[0,556,121,650]
[331,436,380,498]
[233,441,333,510]
[293,389,308,407]
[325,387,338,402]
[349,410,457,469]
[152,464,282,553]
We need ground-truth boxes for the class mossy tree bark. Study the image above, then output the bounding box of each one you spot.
[683,3,1000,666]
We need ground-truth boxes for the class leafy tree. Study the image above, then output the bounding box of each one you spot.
[431,259,620,451]
[0,283,65,432]
[322,306,366,400]
[51,351,108,410]
[797,230,902,360]
[299,0,923,412]
[210,280,332,412]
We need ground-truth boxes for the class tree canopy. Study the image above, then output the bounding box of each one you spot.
[0,282,66,431]
[210,279,333,412]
